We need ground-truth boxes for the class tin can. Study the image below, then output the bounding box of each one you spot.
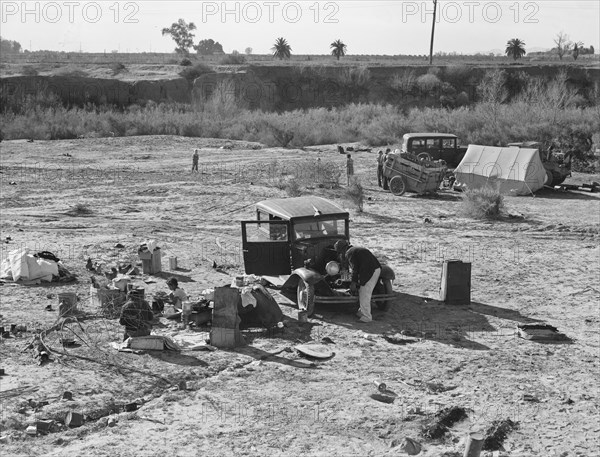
[373,380,387,392]
[235,276,244,287]
[65,411,84,428]
[169,257,178,270]
[298,311,308,323]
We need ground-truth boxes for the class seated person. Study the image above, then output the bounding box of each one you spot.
[166,277,188,311]
[119,293,154,341]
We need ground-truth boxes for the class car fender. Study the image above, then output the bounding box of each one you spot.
[281,268,324,289]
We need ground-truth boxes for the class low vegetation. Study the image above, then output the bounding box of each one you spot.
[0,70,597,168]
[459,186,504,219]
[345,177,365,212]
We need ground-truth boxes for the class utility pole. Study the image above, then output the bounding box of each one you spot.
[429,0,437,65]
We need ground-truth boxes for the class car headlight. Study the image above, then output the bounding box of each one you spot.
[325,261,340,276]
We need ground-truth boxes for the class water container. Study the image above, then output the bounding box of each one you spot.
[439,260,471,305]
[57,292,78,317]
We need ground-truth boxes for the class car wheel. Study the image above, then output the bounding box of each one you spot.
[297,280,315,316]
[376,279,394,311]
[417,152,432,162]
[389,176,406,196]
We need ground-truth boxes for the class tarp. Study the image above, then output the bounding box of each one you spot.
[1,249,58,282]
[454,145,547,195]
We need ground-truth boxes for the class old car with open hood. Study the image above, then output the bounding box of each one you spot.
[241,196,395,316]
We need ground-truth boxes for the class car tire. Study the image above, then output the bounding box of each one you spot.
[297,280,315,317]
[389,176,406,196]
[376,279,394,311]
[417,152,432,162]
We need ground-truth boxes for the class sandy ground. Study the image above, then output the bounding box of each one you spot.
[0,135,599,457]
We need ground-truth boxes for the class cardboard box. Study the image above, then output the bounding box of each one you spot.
[140,248,161,274]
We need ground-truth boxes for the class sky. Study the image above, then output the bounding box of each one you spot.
[0,1,598,55]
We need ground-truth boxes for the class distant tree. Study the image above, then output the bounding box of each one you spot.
[161,19,196,55]
[572,41,584,60]
[0,37,22,54]
[245,47,252,55]
[271,37,291,60]
[194,39,224,55]
[505,38,526,60]
[330,39,347,60]
[554,31,571,60]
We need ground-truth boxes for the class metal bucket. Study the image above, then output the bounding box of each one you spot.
[57,293,78,317]
[65,411,84,428]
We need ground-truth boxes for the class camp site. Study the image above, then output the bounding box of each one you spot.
[1,1,599,455]
[0,133,599,457]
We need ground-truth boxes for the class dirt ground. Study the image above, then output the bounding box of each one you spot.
[0,135,598,457]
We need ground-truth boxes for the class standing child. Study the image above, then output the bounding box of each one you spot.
[192,149,199,172]
[346,154,354,186]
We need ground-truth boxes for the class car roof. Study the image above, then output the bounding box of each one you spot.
[507,141,541,148]
[403,133,458,139]
[256,197,349,220]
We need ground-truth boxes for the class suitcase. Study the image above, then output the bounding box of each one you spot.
[439,260,471,305]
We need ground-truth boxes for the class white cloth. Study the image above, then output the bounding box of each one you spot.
[145,239,158,252]
[358,268,381,321]
[240,287,257,308]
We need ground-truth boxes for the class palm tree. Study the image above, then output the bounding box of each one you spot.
[330,39,347,60]
[505,38,526,60]
[271,37,291,60]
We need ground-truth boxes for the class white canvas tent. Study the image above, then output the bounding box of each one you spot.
[453,145,548,195]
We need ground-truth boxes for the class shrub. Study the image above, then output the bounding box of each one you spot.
[460,186,504,219]
[416,73,441,94]
[110,62,126,75]
[179,63,213,82]
[345,177,364,212]
[180,58,192,66]
[285,177,302,196]
[21,66,38,76]
[390,71,417,95]
[220,52,246,65]
[55,67,88,77]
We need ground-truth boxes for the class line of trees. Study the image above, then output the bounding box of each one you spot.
[161,18,350,61]
[1,37,22,54]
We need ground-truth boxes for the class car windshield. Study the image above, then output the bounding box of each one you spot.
[293,219,347,239]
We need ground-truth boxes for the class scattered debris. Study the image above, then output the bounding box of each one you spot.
[517,323,570,341]
[383,332,419,345]
[522,393,540,403]
[569,286,600,296]
[483,419,518,451]
[373,380,387,392]
[422,406,468,439]
[370,393,395,404]
[294,343,335,360]
[321,337,335,344]
[398,437,422,455]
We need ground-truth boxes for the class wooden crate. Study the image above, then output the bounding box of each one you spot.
[139,248,162,275]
